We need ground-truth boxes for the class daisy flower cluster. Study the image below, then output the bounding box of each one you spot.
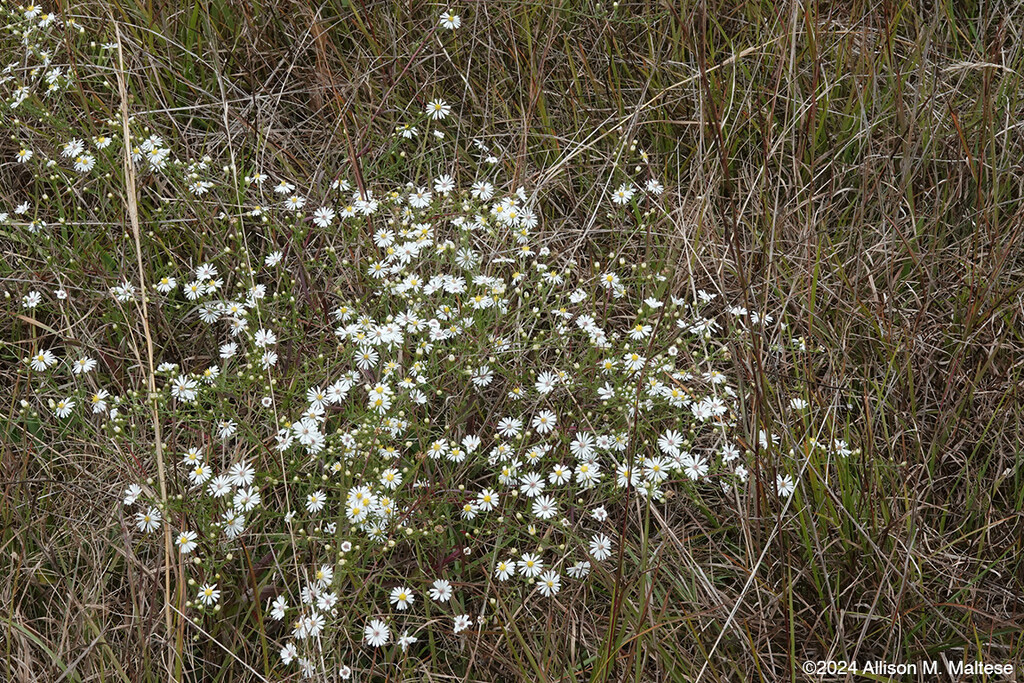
[2,4,858,680]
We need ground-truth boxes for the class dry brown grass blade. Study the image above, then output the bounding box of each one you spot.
[113,21,175,678]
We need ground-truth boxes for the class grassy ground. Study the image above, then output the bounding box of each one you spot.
[2,0,1023,681]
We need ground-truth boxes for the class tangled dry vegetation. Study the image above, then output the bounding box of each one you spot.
[1,0,1023,681]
